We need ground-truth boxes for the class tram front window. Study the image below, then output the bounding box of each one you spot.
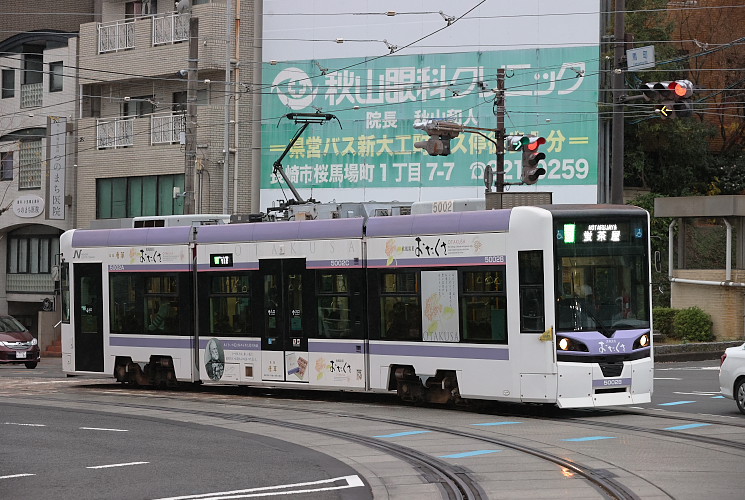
[554,218,650,333]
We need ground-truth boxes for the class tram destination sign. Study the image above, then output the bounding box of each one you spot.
[210,253,234,267]
[557,221,645,245]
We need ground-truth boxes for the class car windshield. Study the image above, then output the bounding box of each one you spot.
[0,316,26,332]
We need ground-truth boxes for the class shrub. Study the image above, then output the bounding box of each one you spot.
[673,306,714,342]
[653,307,678,338]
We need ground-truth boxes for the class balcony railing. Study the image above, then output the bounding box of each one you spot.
[98,20,135,53]
[151,113,186,144]
[97,118,134,149]
[20,83,42,108]
[153,13,189,46]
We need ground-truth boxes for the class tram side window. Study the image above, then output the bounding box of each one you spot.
[461,270,507,343]
[145,275,179,334]
[208,274,251,336]
[110,273,145,333]
[380,271,421,340]
[518,251,545,333]
[316,272,352,338]
[61,262,70,324]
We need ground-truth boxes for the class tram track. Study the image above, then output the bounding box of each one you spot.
[17,386,654,500]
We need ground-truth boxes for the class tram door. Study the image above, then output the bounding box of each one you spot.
[259,258,310,383]
[73,263,104,372]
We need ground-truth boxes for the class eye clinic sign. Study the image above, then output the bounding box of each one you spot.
[13,195,45,218]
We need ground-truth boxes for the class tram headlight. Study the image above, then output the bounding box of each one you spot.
[556,336,589,352]
[633,333,651,349]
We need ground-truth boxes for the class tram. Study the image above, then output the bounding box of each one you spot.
[59,204,653,408]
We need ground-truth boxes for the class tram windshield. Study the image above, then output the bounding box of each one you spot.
[554,216,650,334]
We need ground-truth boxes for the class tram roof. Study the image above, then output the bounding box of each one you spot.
[196,217,366,243]
[71,226,193,247]
[365,209,511,237]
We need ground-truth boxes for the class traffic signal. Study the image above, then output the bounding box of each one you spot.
[505,135,546,185]
[413,118,460,156]
[639,80,694,119]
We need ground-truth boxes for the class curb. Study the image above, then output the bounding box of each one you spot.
[654,341,744,362]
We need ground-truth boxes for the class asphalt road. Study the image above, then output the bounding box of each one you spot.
[2,402,369,500]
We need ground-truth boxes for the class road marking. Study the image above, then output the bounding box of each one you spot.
[80,427,129,432]
[711,395,725,399]
[664,423,711,430]
[472,421,522,426]
[0,474,35,480]
[373,430,431,438]
[654,377,682,380]
[562,436,616,442]
[673,391,720,396]
[3,422,45,426]
[658,400,696,406]
[439,450,501,458]
[154,475,364,499]
[86,461,149,469]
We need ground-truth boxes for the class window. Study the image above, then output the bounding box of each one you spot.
[123,95,155,117]
[206,274,252,336]
[1,69,14,98]
[19,139,42,189]
[110,272,190,335]
[97,174,184,219]
[61,262,70,323]
[518,251,545,333]
[49,61,63,92]
[7,235,59,274]
[0,151,13,180]
[172,91,187,113]
[380,271,421,340]
[461,269,507,343]
[316,272,352,338]
[23,53,43,85]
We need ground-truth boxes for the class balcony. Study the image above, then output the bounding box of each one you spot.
[151,113,186,144]
[97,118,134,149]
[98,20,135,53]
[20,83,42,109]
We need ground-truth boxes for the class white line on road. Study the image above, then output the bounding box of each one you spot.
[3,422,45,426]
[0,474,35,480]
[654,377,682,380]
[153,475,365,499]
[79,427,129,432]
[86,461,149,469]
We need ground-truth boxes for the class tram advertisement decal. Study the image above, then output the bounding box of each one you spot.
[262,46,599,191]
[421,271,459,343]
[368,233,505,267]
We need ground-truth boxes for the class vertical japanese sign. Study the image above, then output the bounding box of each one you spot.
[421,270,459,342]
[47,116,66,220]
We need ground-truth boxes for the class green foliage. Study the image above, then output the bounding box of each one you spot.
[673,306,714,342]
[653,307,678,338]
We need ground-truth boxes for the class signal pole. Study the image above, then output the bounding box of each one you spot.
[495,68,506,193]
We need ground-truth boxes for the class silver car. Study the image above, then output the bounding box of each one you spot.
[720,343,745,415]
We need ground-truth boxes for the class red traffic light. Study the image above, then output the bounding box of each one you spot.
[668,80,693,99]
[527,136,546,152]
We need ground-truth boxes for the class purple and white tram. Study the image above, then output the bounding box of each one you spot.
[59,204,653,408]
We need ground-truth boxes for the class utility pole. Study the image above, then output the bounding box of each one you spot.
[610,0,625,204]
[183,17,198,215]
[222,0,234,214]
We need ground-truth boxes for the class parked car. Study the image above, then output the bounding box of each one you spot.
[0,315,40,369]
[720,342,745,415]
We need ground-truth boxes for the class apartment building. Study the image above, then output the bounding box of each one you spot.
[0,1,94,337]
[76,0,259,230]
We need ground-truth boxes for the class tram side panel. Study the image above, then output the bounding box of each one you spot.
[195,236,368,390]
[365,229,522,402]
[60,231,196,381]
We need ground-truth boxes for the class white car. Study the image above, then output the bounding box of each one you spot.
[720,343,745,415]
